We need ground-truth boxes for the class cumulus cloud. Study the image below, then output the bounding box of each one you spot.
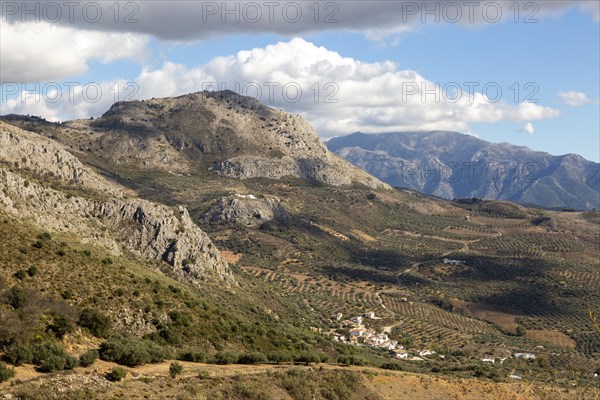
[0,21,148,83]
[520,122,535,135]
[1,38,562,136]
[558,91,594,107]
[0,1,596,42]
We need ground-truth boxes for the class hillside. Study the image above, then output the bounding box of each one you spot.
[2,91,388,190]
[0,94,599,398]
[327,131,600,210]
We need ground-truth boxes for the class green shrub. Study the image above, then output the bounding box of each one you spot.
[293,352,322,365]
[177,349,206,363]
[38,356,64,373]
[29,342,76,372]
[61,290,74,300]
[7,287,27,309]
[26,266,38,277]
[37,232,52,241]
[212,351,238,365]
[169,361,183,378]
[47,315,74,339]
[78,308,111,338]
[0,362,15,382]
[337,355,367,366]
[79,350,99,367]
[13,270,27,280]
[99,337,171,367]
[237,352,267,365]
[5,343,33,366]
[107,366,127,382]
[64,355,79,370]
[381,362,403,371]
[268,350,292,364]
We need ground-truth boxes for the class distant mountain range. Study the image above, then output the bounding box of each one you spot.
[327,131,600,210]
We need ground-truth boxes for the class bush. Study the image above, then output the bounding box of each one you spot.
[338,355,367,366]
[13,270,26,280]
[5,343,33,366]
[29,342,76,372]
[99,337,172,367]
[37,355,64,373]
[47,315,74,339]
[107,366,127,382]
[79,350,99,367]
[26,266,38,277]
[237,352,267,365]
[169,361,183,378]
[177,349,206,363]
[268,350,292,364]
[37,232,52,241]
[0,362,15,382]
[381,362,403,371]
[78,308,111,338]
[212,351,238,365]
[294,352,322,365]
[7,287,27,309]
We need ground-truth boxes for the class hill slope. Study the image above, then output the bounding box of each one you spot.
[2,91,388,190]
[327,131,600,210]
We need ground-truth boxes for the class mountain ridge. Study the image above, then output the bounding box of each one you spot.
[327,131,600,210]
[1,91,388,190]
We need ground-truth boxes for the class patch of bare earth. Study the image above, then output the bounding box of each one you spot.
[525,330,576,348]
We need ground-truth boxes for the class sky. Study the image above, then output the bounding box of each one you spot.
[1,1,599,161]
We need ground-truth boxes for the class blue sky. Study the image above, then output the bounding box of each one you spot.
[1,1,599,161]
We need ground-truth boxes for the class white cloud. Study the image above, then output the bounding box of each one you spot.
[558,91,593,107]
[1,38,562,136]
[0,21,148,83]
[520,122,535,135]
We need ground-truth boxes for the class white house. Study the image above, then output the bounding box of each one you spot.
[443,258,465,265]
[514,352,536,360]
[481,357,495,364]
[364,312,376,319]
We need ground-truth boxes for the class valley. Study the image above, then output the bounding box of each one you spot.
[0,93,598,399]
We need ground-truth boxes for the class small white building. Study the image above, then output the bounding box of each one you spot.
[481,357,495,364]
[364,312,376,319]
[443,258,465,265]
[514,352,536,360]
[393,352,409,359]
[350,328,366,337]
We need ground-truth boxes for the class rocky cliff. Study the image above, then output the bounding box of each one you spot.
[0,121,234,287]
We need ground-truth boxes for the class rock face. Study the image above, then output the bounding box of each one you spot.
[2,91,389,189]
[0,121,130,196]
[202,195,288,226]
[0,122,235,287]
[328,131,600,210]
